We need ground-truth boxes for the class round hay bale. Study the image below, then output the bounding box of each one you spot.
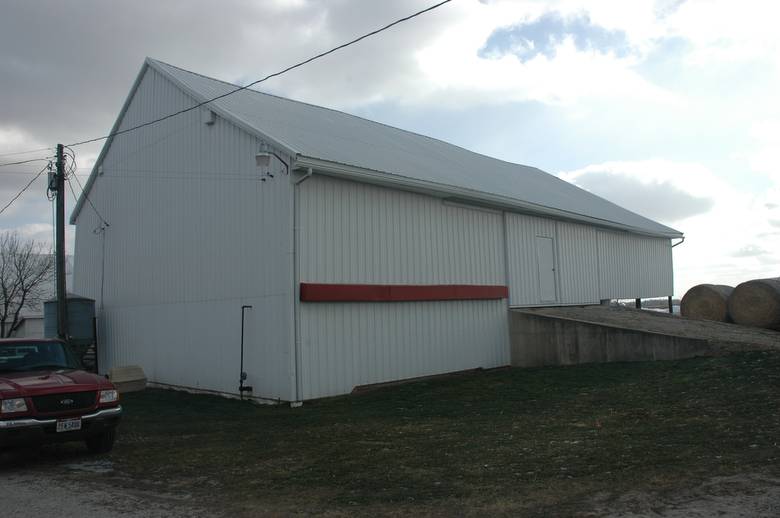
[728,278,780,330]
[680,284,734,322]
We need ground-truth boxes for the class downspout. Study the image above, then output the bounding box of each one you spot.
[669,236,684,313]
[291,167,313,406]
[501,211,513,363]
[239,305,253,398]
[501,211,511,308]
[97,223,108,374]
[99,227,106,314]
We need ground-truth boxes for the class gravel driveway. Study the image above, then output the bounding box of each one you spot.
[0,451,216,518]
[3,450,780,517]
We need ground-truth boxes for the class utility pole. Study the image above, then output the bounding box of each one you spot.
[55,143,69,341]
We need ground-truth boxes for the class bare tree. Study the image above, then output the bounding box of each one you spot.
[0,231,55,337]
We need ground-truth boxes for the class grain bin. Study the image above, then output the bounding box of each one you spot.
[728,278,780,330]
[680,284,733,322]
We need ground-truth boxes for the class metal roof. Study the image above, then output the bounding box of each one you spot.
[73,58,682,238]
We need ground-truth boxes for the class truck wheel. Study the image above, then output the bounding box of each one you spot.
[86,428,116,454]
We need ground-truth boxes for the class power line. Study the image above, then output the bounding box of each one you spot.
[0,162,51,216]
[0,170,53,176]
[65,146,109,227]
[63,146,77,178]
[0,147,109,224]
[0,147,53,159]
[66,0,453,148]
[70,165,109,227]
[65,175,80,204]
[0,157,54,168]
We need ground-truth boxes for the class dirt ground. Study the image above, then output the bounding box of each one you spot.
[2,453,779,517]
[521,305,780,351]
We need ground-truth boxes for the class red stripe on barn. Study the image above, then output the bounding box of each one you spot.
[300,283,509,302]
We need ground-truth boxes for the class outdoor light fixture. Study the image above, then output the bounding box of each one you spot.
[255,150,289,175]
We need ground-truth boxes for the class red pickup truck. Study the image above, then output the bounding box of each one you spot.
[0,338,122,453]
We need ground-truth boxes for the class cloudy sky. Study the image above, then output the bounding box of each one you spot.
[1,0,778,296]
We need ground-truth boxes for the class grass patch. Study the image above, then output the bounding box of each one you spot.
[105,351,780,515]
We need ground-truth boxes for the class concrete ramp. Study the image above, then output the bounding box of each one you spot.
[509,305,779,368]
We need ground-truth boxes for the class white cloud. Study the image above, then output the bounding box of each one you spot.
[0,223,74,251]
[395,0,681,108]
[560,160,728,209]
[415,35,679,107]
[256,0,681,110]
[3,223,53,243]
[560,159,780,295]
[664,0,780,66]
[0,126,48,156]
[744,120,780,184]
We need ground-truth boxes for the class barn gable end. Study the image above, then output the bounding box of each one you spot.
[73,63,295,401]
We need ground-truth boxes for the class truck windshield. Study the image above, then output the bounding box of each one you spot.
[0,341,81,373]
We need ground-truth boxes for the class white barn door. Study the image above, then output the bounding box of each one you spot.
[535,236,557,303]
[505,213,558,306]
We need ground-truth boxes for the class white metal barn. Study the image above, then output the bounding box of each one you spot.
[72,58,683,402]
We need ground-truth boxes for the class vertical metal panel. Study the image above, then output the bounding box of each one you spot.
[597,230,673,299]
[298,176,505,284]
[505,213,556,306]
[299,300,509,399]
[297,176,509,399]
[72,66,293,400]
[505,215,670,306]
[556,221,600,304]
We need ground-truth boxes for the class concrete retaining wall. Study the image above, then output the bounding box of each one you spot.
[509,310,715,367]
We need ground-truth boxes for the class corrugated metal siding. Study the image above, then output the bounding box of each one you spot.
[597,230,673,299]
[505,214,672,306]
[299,301,509,399]
[556,221,600,304]
[297,176,509,399]
[73,199,102,302]
[98,296,288,397]
[298,176,505,284]
[72,66,294,400]
[505,213,556,306]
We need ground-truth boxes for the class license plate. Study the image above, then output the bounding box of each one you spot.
[56,418,82,433]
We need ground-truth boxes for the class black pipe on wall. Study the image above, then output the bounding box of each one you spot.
[239,305,253,398]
